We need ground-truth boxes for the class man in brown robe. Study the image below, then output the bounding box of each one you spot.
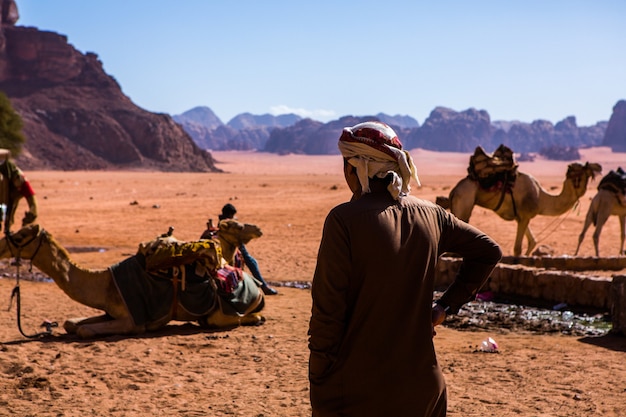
[308,121,502,416]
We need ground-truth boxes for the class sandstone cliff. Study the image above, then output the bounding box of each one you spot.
[603,100,626,152]
[0,3,218,171]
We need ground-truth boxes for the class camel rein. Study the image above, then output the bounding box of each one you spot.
[493,171,518,217]
[5,229,58,338]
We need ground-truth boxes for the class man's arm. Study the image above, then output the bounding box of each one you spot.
[436,211,502,314]
[21,179,38,225]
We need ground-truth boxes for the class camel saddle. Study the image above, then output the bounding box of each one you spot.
[108,234,258,326]
[137,234,222,272]
[468,144,518,190]
[598,167,626,196]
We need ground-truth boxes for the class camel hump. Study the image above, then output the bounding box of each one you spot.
[468,144,518,180]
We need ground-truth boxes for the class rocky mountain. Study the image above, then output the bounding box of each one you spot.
[403,107,493,152]
[257,107,609,157]
[227,113,301,130]
[176,102,609,157]
[0,1,218,171]
[374,113,420,129]
[263,115,415,155]
[174,109,419,152]
[603,100,626,152]
[172,108,303,151]
[172,106,222,130]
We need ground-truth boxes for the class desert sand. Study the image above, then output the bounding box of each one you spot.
[0,147,625,416]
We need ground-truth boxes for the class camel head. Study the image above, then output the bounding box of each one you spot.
[566,162,602,196]
[217,219,263,247]
[215,219,263,265]
[0,224,47,260]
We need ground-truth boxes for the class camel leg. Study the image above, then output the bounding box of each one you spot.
[202,294,266,329]
[202,309,265,329]
[64,315,110,334]
[592,209,611,257]
[513,218,531,257]
[575,208,595,256]
[524,225,537,256]
[65,315,143,338]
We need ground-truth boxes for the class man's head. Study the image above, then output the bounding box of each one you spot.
[338,121,420,200]
[219,203,237,221]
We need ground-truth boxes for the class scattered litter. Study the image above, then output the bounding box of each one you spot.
[480,337,499,353]
[476,291,494,302]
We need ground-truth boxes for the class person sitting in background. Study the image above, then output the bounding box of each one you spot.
[0,149,38,232]
[203,203,278,296]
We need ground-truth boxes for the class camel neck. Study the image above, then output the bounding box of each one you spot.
[34,240,111,311]
[537,178,584,216]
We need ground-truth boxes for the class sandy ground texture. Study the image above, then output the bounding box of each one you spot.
[0,147,625,416]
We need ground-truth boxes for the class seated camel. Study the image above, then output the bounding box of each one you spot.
[437,161,602,256]
[0,224,265,338]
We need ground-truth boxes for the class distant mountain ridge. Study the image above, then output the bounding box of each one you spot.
[174,105,618,158]
[173,108,421,151]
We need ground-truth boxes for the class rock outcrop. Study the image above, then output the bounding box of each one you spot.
[603,100,626,152]
[173,109,303,151]
[256,108,608,157]
[0,1,218,171]
[403,107,494,152]
[263,118,325,154]
[262,115,411,155]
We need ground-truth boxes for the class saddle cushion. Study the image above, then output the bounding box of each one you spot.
[110,256,218,326]
[598,167,626,195]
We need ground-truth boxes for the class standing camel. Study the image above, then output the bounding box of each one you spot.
[574,189,626,257]
[0,224,265,338]
[440,162,602,256]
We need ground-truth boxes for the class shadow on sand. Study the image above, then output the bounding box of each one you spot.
[578,333,626,353]
[0,322,239,346]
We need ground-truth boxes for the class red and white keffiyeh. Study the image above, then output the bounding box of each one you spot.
[338,121,420,200]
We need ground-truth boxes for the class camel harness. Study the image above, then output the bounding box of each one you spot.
[5,228,58,338]
[468,144,519,217]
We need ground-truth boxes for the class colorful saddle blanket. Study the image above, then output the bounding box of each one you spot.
[109,233,261,327]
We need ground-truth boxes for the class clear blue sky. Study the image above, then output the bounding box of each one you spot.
[17,0,626,126]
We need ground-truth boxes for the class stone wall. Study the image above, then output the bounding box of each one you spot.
[436,257,626,334]
[611,276,626,335]
[436,257,613,308]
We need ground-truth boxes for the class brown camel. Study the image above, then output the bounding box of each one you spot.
[574,189,626,257]
[439,162,602,256]
[0,224,265,338]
